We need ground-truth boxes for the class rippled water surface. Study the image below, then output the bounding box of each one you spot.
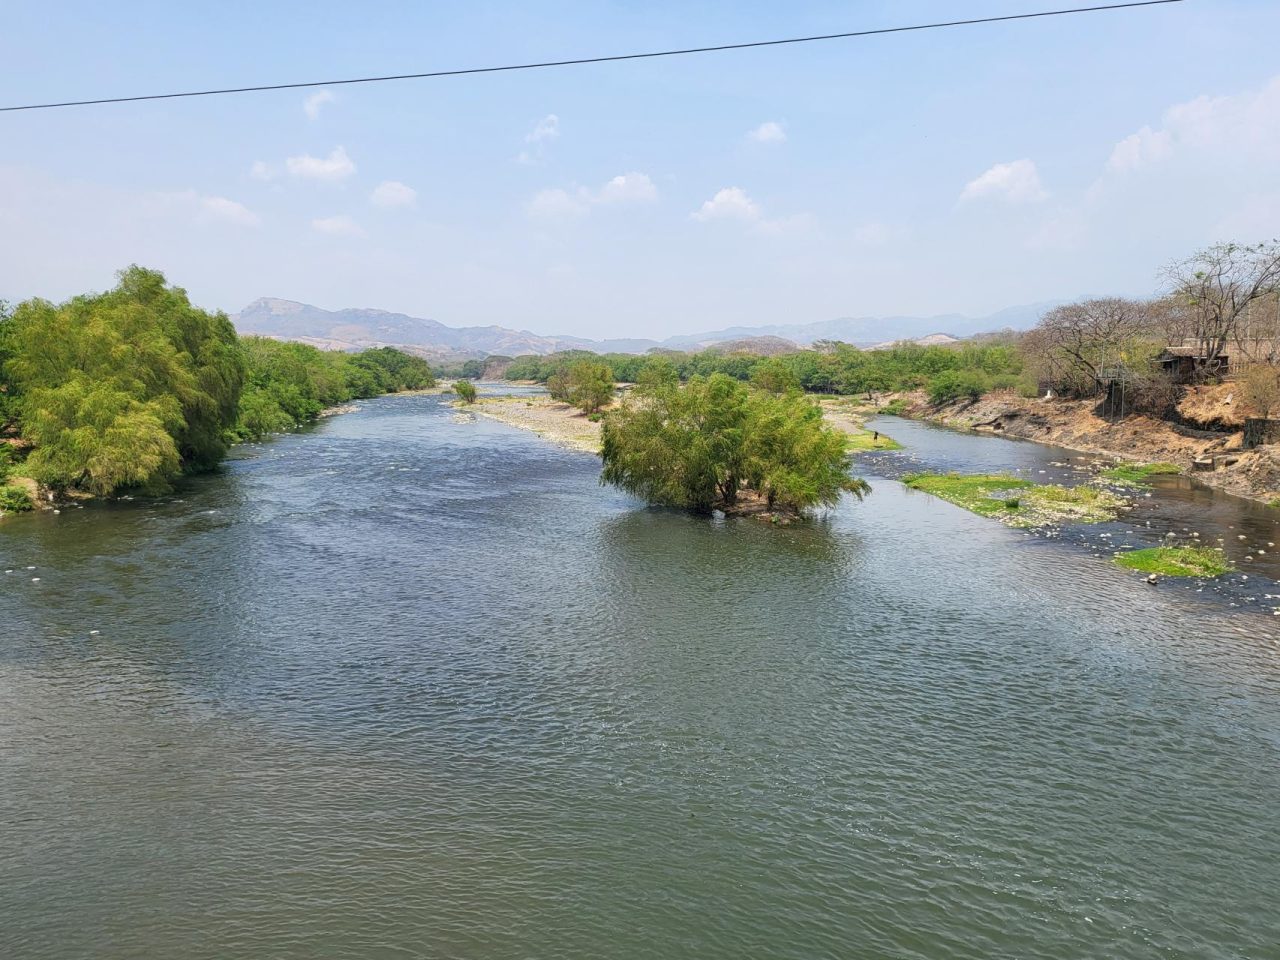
[3,393,1279,959]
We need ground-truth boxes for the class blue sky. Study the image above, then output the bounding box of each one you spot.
[2,0,1278,339]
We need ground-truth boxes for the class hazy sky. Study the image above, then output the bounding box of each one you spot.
[2,0,1278,339]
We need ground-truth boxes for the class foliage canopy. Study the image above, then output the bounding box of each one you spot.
[600,373,868,514]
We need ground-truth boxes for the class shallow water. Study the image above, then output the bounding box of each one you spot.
[865,414,1280,596]
[2,393,1279,959]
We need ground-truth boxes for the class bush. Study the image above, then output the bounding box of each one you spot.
[454,380,478,404]
[927,370,988,405]
[0,484,33,512]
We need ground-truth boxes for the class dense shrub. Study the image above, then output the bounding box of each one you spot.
[927,369,989,405]
[453,380,478,404]
[0,484,33,512]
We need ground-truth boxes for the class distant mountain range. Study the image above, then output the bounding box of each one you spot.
[231,297,1060,360]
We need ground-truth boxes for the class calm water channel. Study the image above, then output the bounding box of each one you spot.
[2,391,1278,959]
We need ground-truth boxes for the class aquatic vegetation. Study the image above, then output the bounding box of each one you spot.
[1114,546,1233,578]
[902,472,1126,527]
[845,429,903,451]
[1099,462,1181,486]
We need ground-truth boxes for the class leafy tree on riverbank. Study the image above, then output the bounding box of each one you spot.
[563,360,614,414]
[453,380,478,404]
[0,300,19,432]
[601,373,868,514]
[233,337,435,439]
[751,357,801,394]
[8,267,244,494]
[502,341,1027,405]
[2,268,437,494]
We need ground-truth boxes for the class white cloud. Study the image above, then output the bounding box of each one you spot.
[526,114,560,143]
[303,90,335,120]
[1107,125,1174,173]
[593,172,658,204]
[517,114,561,164]
[286,146,356,182]
[197,195,260,226]
[1105,75,1280,174]
[311,215,366,238]
[748,121,787,144]
[527,188,589,219]
[370,180,417,208]
[527,172,658,219]
[960,159,1048,204]
[692,187,761,222]
[156,190,261,227]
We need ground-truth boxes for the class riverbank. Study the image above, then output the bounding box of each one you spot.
[862,389,1280,505]
[3,384,456,517]
[461,392,900,456]
[462,395,603,453]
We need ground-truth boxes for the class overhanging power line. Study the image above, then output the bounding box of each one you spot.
[1,1,1185,114]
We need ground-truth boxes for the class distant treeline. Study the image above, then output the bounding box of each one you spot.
[0,266,434,497]
[492,241,1280,413]
[500,340,1029,405]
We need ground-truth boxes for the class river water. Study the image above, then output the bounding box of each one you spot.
[2,392,1278,959]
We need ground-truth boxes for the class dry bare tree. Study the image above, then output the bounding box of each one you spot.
[1163,241,1280,367]
[1024,298,1152,393]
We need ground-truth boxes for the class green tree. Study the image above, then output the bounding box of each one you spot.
[454,380,478,403]
[601,373,868,515]
[0,300,18,431]
[743,391,871,511]
[927,369,988,405]
[231,338,433,439]
[750,357,801,394]
[565,360,615,414]
[9,267,244,494]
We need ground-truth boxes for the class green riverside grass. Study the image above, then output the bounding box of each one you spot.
[1113,546,1233,578]
[846,429,903,451]
[903,472,1126,528]
[1099,462,1181,486]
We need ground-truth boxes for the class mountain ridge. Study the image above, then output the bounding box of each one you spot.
[231,297,1060,360]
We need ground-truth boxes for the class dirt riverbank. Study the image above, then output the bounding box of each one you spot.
[874,388,1280,505]
[461,393,895,456]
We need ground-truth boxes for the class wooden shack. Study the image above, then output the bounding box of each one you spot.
[1155,343,1230,383]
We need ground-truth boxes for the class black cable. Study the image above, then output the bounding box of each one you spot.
[0,0,1185,113]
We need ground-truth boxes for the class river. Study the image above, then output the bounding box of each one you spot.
[2,391,1278,959]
